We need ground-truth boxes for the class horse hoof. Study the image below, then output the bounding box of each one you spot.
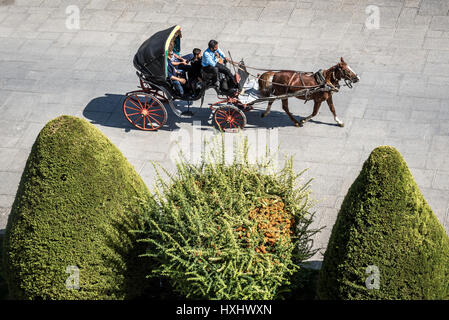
[338,123,345,127]
[297,121,304,127]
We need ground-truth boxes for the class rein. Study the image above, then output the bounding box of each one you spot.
[229,60,354,91]
[229,60,309,73]
[229,60,323,89]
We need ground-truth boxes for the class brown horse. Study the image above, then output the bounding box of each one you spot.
[258,57,359,127]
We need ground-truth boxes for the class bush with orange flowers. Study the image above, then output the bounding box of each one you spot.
[138,135,320,299]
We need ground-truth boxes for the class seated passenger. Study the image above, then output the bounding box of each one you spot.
[167,51,186,96]
[201,40,237,88]
[186,48,203,92]
[188,48,203,82]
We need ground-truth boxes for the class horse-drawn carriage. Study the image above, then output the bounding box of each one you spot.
[124,25,360,131]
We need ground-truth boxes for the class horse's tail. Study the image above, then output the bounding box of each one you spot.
[258,71,275,97]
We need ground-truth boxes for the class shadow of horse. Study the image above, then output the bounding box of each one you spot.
[82,93,339,132]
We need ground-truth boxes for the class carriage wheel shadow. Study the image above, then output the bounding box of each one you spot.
[82,93,339,132]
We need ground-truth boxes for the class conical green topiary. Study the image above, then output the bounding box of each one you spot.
[317,146,449,300]
[2,116,151,299]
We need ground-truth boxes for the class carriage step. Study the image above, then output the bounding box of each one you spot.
[180,110,194,117]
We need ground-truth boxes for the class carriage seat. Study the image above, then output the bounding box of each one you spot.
[200,69,216,84]
[201,68,229,89]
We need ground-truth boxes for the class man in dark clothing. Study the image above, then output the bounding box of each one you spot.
[188,48,203,82]
[185,48,203,93]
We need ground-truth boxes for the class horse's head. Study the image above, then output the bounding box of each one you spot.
[336,57,360,88]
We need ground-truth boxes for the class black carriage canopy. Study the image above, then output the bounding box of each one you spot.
[133,25,181,83]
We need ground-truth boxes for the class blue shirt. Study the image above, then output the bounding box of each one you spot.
[171,53,194,63]
[182,53,194,62]
[201,48,225,67]
[167,58,177,78]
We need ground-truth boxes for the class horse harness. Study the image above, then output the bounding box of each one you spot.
[314,69,326,85]
[229,60,349,102]
[284,67,349,90]
[285,72,306,93]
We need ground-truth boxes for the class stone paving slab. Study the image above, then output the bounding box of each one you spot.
[0,0,449,261]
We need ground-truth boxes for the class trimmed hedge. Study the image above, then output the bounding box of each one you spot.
[317,146,449,300]
[138,136,320,299]
[2,116,151,300]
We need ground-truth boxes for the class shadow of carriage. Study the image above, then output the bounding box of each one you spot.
[82,93,331,132]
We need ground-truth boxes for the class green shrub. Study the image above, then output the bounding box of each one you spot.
[138,136,320,300]
[281,267,320,300]
[317,146,449,300]
[2,116,151,300]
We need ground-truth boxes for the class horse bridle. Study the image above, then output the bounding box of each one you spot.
[334,65,356,89]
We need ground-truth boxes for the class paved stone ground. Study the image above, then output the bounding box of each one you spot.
[1,0,449,263]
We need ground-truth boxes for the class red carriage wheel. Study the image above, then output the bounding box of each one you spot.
[123,92,167,131]
[213,105,247,132]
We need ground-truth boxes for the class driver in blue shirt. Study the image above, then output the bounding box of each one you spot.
[202,40,237,89]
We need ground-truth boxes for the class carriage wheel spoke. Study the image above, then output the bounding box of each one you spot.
[148,100,158,108]
[147,111,164,118]
[148,110,162,116]
[127,112,141,116]
[146,115,155,130]
[133,114,144,125]
[148,114,162,126]
[125,104,141,112]
[128,98,143,110]
[135,96,145,109]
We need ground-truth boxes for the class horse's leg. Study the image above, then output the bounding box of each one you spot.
[281,99,301,127]
[299,99,322,126]
[326,95,344,127]
[261,100,273,118]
